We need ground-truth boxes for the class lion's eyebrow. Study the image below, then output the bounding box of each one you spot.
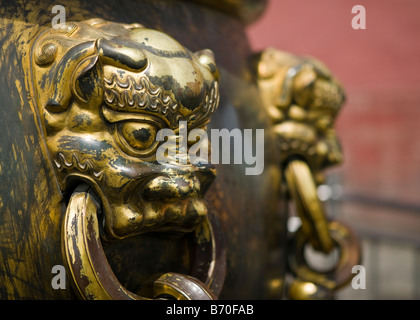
[102,106,166,126]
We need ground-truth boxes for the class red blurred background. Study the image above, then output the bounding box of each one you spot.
[246,0,420,299]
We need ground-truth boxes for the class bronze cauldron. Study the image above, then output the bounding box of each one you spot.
[0,0,360,300]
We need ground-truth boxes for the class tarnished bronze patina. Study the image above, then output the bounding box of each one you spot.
[0,0,359,300]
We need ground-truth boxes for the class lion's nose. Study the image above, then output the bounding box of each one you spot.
[142,165,216,202]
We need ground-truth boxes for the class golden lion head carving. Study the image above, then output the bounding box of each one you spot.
[31,19,220,240]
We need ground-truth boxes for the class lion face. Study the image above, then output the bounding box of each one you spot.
[32,19,219,240]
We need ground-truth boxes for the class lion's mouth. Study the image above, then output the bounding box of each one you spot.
[63,183,225,300]
[100,196,211,241]
[87,161,217,241]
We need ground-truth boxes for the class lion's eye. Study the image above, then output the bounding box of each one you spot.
[115,121,159,157]
[120,122,156,150]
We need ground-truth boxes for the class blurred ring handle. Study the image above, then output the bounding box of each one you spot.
[285,159,335,253]
[285,159,362,297]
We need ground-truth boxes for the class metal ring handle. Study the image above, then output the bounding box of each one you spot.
[136,272,216,300]
[62,184,225,300]
[285,159,335,253]
[288,220,361,291]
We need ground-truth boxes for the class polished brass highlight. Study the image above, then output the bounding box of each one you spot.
[137,273,216,300]
[288,279,333,300]
[255,47,361,298]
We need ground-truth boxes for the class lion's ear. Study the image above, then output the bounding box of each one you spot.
[45,42,97,113]
[72,55,102,106]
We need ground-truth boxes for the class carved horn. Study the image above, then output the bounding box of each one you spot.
[95,37,148,72]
